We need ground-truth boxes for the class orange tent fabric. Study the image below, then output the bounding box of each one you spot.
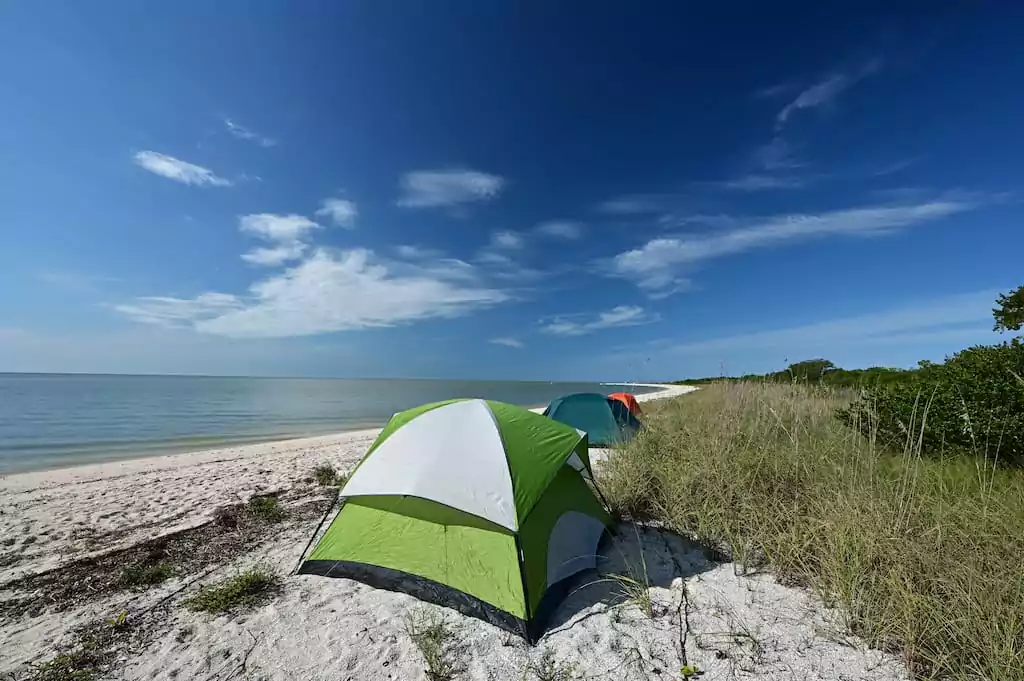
[608,392,642,416]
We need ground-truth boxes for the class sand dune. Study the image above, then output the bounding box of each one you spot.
[0,384,908,680]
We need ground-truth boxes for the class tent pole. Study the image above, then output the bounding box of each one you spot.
[292,489,341,575]
[590,478,614,516]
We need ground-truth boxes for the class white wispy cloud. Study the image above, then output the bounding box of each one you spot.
[666,289,1002,356]
[315,198,358,227]
[239,214,320,242]
[114,293,243,327]
[750,137,803,171]
[535,220,583,239]
[397,168,505,208]
[541,305,659,336]
[115,249,509,338]
[872,158,918,177]
[133,151,232,187]
[473,231,547,281]
[238,213,321,267]
[490,231,523,249]
[224,119,276,147]
[708,137,808,191]
[395,244,444,259]
[776,58,882,129]
[240,243,308,266]
[37,271,118,293]
[612,198,978,294]
[717,174,806,191]
[489,337,524,348]
[597,194,674,215]
[753,82,799,99]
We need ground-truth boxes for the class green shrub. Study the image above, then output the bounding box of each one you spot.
[840,339,1024,465]
[313,464,337,486]
[312,463,348,488]
[246,495,284,522]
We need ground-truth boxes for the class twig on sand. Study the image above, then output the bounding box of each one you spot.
[201,630,259,681]
[677,581,693,671]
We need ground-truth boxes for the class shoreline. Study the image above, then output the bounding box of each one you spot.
[0,382,674,478]
[0,384,695,584]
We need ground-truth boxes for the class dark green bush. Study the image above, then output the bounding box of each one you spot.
[676,359,917,388]
[840,339,1024,465]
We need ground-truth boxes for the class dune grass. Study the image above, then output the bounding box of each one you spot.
[526,647,579,681]
[599,382,1024,680]
[404,608,466,681]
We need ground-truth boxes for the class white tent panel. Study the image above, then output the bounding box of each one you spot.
[341,399,518,530]
[546,510,606,586]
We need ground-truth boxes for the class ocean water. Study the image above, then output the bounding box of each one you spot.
[0,374,658,474]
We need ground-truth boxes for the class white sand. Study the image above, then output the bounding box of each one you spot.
[0,383,908,680]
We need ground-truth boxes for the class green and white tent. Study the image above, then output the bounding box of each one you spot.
[299,398,612,640]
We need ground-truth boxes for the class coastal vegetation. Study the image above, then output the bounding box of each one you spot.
[606,374,1024,675]
[676,285,1024,467]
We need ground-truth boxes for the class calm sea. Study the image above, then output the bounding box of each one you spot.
[0,374,658,474]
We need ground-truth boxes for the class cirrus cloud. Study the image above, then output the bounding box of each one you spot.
[397,168,504,209]
[776,58,882,130]
[224,118,276,148]
[611,198,979,295]
[132,151,232,187]
[540,305,659,336]
[489,337,524,348]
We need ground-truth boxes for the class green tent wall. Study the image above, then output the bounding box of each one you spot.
[299,399,611,641]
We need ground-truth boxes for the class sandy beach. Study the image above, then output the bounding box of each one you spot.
[0,384,908,680]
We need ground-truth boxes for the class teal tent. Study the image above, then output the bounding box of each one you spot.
[543,393,640,446]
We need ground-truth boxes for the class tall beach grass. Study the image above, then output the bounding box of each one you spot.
[600,382,1024,680]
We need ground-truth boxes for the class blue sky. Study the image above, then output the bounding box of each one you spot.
[1,3,1022,380]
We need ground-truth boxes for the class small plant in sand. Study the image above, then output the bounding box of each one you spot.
[312,463,347,487]
[25,614,134,681]
[679,663,703,679]
[601,527,655,618]
[184,565,280,614]
[526,647,579,681]
[404,607,465,681]
[28,649,104,681]
[105,611,128,629]
[608,570,653,618]
[246,495,285,522]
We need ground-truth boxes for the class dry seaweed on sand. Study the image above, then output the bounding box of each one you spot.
[0,490,333,619]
